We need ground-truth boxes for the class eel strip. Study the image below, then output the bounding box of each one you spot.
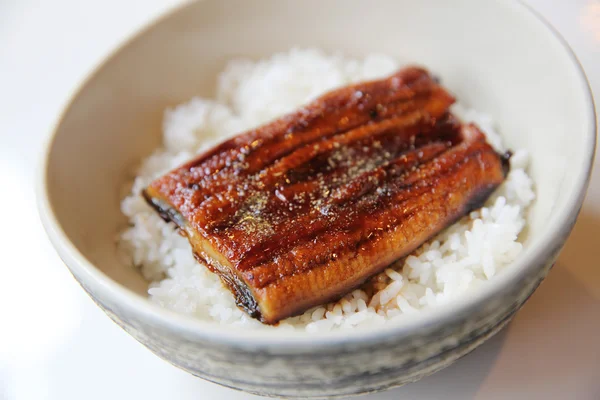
[143,67,509,324]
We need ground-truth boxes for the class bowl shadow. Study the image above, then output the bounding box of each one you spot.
[363,328,508,400]
[471,208,600,399]
[355,208,600,399]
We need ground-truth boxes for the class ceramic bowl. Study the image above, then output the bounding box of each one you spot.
[38,0,596,397]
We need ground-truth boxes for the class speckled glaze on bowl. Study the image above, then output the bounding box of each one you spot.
[37,0,596,398]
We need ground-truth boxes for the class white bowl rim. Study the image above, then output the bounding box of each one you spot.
[37,0,596,349]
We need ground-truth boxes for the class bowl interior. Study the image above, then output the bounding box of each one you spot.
[43,0,594,325]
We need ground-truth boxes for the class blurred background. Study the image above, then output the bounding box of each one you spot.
[0,0,598,399]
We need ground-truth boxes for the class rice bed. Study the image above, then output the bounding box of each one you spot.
[118,49,535,332]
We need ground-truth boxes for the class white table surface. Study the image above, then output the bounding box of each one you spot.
[1,1,598,399]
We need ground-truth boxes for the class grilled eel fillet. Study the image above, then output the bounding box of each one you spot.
[143,67,509,324]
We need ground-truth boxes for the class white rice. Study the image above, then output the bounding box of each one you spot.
[118,49,535,332]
